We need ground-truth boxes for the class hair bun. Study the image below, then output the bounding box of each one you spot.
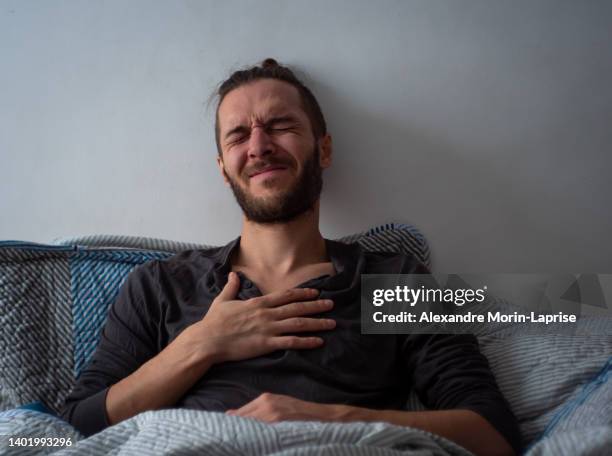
[261,58,279,69]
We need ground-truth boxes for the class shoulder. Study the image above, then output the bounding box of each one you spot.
[363,246,430,274]
[153,245,226,275]
[330,239,430,274]
[119,246,223,292]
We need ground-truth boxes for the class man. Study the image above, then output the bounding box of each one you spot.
[62,58,521,456]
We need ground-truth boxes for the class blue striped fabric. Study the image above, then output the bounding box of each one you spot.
[539,357,611,439]
[70,251,169,377]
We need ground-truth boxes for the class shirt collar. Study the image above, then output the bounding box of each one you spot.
[206,236,364,293]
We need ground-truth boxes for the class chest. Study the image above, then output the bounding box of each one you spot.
[234,262,337,295]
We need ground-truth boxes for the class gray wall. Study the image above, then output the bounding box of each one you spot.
[1,0,611,272]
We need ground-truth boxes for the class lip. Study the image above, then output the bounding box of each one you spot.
[249,166,287,178]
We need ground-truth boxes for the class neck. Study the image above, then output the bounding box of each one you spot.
[234,200,328,274]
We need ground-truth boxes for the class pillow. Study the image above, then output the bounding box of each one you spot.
[478,331,612,446]
[51,222,431,268]
[0,223,428,413]
[0,246,167,413]
[530,356,611,446]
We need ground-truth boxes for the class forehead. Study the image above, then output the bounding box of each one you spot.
[218,79,306,130]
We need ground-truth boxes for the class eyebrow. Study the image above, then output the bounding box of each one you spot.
[223,115,300,141]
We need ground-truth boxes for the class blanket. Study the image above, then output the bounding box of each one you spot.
[1,408,471,456]
[2,407,611,456]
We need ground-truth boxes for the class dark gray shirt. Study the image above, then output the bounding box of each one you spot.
[61,237,522,453]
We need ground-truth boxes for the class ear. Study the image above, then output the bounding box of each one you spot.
[216,155,231,186]
[318,134,333,169]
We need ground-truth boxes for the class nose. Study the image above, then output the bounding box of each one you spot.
[247,126,274,159]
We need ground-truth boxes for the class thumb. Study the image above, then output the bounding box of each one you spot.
[217,271,240,301]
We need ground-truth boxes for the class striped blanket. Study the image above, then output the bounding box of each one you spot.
[1,409,472,456]
[1,407,610,455]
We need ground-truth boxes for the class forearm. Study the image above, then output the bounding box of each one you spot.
[105,327,214,425]
[331,406,514,456]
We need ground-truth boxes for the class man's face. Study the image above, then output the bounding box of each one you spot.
[216,79,332,223]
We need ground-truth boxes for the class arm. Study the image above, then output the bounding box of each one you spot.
[104,326,215,425]
[227,393,514,456]
[400,334,522,455]
[399,260,521,454]
[64,263,217,429]
[60,262,164,436]
[335,405,515,456]
[62,269,337,435]
[227,333,521,455]
[106,272,336,424]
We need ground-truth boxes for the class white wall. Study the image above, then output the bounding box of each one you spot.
[1,0,611,272]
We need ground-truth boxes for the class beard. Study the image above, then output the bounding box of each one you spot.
[226,146,323,224]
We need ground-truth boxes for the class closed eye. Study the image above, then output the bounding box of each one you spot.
[232,135,248,143]
[229,127,293,143]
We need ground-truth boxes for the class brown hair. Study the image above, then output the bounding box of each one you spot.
[213,58,327,155]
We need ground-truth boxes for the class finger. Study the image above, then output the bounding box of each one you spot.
[269,299,334,320]
[258,288,320,308]
[234,407,268,422]
[230,399,259,416]
[217,271,240,301]
[267,335,325,351]
[270,317,336,334]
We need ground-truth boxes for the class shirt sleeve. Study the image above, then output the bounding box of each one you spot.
[402,333,523,454]
[60,261,163,436]
[398,257,522,453]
